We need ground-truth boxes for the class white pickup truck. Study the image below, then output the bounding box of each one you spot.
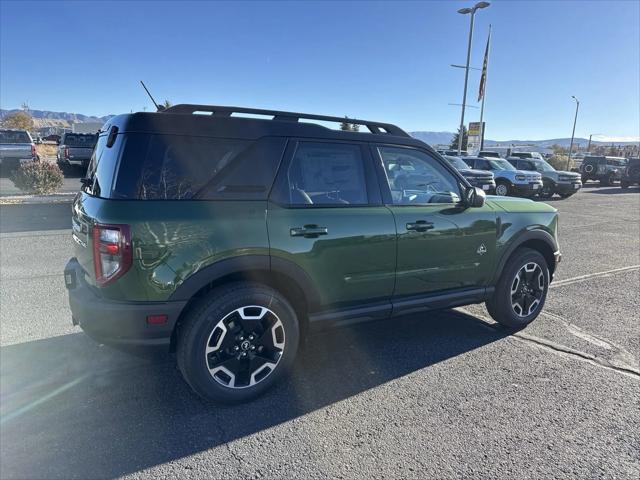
[0,129,36,169]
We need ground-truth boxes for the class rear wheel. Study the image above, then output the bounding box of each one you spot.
[600,174,614,187]
[487,248,549,329]
[495,181,510,197]
[177,282,300,404]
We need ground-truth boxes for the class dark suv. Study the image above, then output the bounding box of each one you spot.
[621,158,640,189]
[65,104,561,404]
[507,156,582,199]
[580,156,627,185]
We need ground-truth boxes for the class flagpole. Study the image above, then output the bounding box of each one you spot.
[479,24,492,151]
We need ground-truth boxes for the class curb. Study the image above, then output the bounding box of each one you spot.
[0,193,76,205]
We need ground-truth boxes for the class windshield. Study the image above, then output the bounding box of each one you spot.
[0,130,31,143]
[444,156,469,170]
[531,159,556,172]
[64,134,97,147]
[488,159,517,171]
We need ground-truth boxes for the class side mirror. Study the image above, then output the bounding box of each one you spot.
[465,186,486,208]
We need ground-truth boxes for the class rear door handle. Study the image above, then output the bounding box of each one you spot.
[290,225,329,238]
[406,220,434,232]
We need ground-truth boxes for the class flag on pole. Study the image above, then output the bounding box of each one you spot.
[478,26,491,102]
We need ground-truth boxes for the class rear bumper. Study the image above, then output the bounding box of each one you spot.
[64,258,186,353]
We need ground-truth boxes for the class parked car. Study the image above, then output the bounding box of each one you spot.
[0,129,36,169]
[579,156,627,185]
[56,133,98,171]
[64,104,561,404]
[621,157,640,189]
[462,156,543,197]
[443,155,496,193]
[507,156,582,199]
[509,152,545,161]
[478,150,502,159]
[43,134,61,143]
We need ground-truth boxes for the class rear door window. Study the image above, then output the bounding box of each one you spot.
[271,141,369,206]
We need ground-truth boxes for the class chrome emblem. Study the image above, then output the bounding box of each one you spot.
[477,243,487,255]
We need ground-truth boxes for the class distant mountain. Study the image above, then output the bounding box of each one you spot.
[410,131,638,147]
[0,109,114,127]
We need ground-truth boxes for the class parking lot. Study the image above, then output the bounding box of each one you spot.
[0,185,638,479]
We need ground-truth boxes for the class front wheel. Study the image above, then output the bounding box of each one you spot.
[495,181,510,197]
[621,181,629,189]
[538,181,555,199]
[486,248,549,329]
[177,283,300,404]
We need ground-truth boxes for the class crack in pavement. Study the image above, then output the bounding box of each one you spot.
[454,308,640,380]
[551,265,640,288]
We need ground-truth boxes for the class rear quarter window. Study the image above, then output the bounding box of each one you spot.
[112,135,286,200]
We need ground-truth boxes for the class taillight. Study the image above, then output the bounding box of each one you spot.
[64,147,70,159]
[31,144,36,158]
[92,224,132,286]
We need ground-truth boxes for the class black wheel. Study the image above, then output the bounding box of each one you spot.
[486,248,549,329]
[600,174,613,187]
[538,181,555,199]
[177,282,300,404]
[621,181,629,189]
[495,181,510,197]
[558,193,574,199]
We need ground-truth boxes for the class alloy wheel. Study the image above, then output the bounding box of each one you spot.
[495,184,508,196]
[205,305,285,389]
[510,262,545,317]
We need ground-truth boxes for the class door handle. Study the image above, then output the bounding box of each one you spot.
[290,225,329,238]
[406,220,434,232]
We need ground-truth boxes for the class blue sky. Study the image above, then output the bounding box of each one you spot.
[1,0,638,141]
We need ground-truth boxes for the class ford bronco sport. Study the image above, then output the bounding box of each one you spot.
[507,156,582,199]
[64,104,561,404]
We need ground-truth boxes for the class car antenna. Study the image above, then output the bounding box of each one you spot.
[140,80,165,112]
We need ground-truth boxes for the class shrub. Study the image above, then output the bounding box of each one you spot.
[548,155,573,171]
[11,161,64,195]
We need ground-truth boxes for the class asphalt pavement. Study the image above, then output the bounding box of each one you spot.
[0,185,639,479]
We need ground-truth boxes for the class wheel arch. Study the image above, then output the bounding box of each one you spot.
[168,255,319,351]
[493,230,558,285]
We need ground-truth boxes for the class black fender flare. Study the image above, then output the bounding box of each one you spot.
[492,229,558,284]
[168,254,321,310]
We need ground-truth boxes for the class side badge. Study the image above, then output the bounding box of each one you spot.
[477,243,487,255]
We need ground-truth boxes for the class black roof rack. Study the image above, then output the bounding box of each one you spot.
[162,104,410,138]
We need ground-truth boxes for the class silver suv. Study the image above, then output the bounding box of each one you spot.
[463,156,543,197]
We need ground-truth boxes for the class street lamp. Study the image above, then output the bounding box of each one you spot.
[457,1,491,155]
[567,95,580,170]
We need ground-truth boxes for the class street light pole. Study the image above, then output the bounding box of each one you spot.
[456,2,490,155]
[567,96,579,170]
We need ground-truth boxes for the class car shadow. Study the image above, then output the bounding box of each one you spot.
[0,310,508,479]
[586,186,640,194]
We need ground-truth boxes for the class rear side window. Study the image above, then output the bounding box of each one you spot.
[134,135,285,200]
[83,134,118,198]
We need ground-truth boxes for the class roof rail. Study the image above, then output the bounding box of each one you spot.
[162,104,410,137]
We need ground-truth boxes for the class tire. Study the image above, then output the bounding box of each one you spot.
[495,181,510,197]
[538,181,555,199]
[621,181,629,189]
[600,174,613,187]
[177,282,300,404]
[559,193,574,199]
[486,248,549,329]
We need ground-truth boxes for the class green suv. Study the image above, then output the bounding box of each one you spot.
[65,105,561,403]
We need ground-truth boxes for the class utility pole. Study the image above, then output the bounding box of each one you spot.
[567,96,580,171]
